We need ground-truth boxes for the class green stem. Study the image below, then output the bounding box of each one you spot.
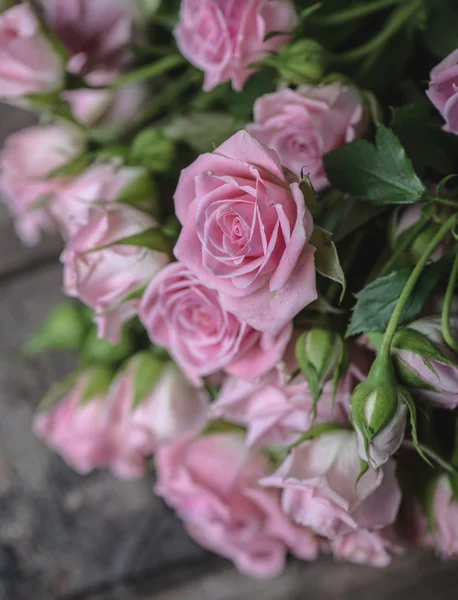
[379,215,458,360]
[314,0,401,26]
[379,215,428,278]
[429,197,458,209]
[108,54,185,88]
[441,248,458,352]
[333,0,421,63]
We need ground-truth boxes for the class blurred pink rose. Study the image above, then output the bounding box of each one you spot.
[175,0,297,91]
[261,430,401,539]
[213,371,350,448]
[63,84,147,127]
[247,83,366,190]
[156,433,319,577]
[432,475,458,557]
[174,131,317,335]
[62,204,169,342]
[426,49,458,134]
[51,162,147,238]
[40,0,133,83]
[0,123,85,245]
[0,4,64,100]
[139,262,292,386]
[331,528,403,568]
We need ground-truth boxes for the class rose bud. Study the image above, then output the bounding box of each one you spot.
[351,383,408,469]
[367,316,458,410]
[0,4,65,102]
[426,49,458,134]
[273,39,328,85]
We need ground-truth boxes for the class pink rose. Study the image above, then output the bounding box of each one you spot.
[51,161,148,238]
[175,0,297,92]
[173,131,317,335]
[139,262,292,386]
[247,83,367,190]
[156,433,319,577]
[331,528,403,568]
[63,84,147,127]
[62,204,169,342]
[432,475,458,557]
[426,49,458,134]
[0,4,64,100]
[213,371,350,448]
[0,123,85,245]
[261,430,402,539]
[40,0,133,83]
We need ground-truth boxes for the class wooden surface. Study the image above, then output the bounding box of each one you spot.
[1,104,458,600]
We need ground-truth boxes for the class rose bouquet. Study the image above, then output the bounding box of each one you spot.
[3,0,458,576]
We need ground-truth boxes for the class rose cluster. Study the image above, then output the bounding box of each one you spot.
[2,0,458,580]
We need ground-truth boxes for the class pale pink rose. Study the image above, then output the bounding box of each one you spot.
[63,84,147,127]
[426,49,458,134]
[156,433,319,577]
[51,162,147,238]
[261,430,402,539]
[213,371,350,448]
[0,123,85,245]
[331,528,403,568]
[175,0,297,92]
[247,83,366,190]
[61,204,169,342]
[432,475,458,557]
[173,131,317,335]
[139,262,292,386]
[40,0,133,83]
[0,4,64,100]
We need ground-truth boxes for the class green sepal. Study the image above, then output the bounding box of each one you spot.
[88,227,171,255]
[130,128,176,173]
[393,327,458,369]
[449,474,458,503]
[81,327,135,368]
[402,391,433,467]
[47,153,92,180]
[310,227,346,302]
[116,170,158,214]
[295,332,321,412]
[290,422,349,449]
[201,419,247,437]
[356,459,370,489]
[130,352,165,407]
[36,370,81,413]
[82,366,114,403]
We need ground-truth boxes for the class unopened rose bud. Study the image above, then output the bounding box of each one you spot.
[296,328,347,403]
[275,39,328,85]
[351,382,408,469]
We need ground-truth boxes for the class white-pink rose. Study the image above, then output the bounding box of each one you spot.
[213,371,350,448]
[432,475,458,557]
[40,0,133,84]
[0,122,85,245]
[247,83,367,190]
[426,49,458,134]
[139,262,292,386]
[0,4,64,100]
[175,0,297,92]
[62,204,169,342]
[156,432,319,578]
[173,131,317,335]
[261,430,402,539]
[331,528,404,568]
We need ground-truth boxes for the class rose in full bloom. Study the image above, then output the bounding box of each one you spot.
[156,433,319,578]
[0,4,65,100]
[62,204,169,342]
[51,161,149,238]
[40,0,133,84]
[261,430,401,539]
[426,49,458,134]
[139,262,292,386]
[63,84,147,127]
[331,528,404,568]
[247,83,366,189]
[173,131,317,335]
[213,371,350,448]
[431,475,458,557]
[0,123,85,245]
[174,0,297,91]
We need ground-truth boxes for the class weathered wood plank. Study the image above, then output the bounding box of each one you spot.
[0,103,62,278]
[85,552,458,600]
[0,263,205,600]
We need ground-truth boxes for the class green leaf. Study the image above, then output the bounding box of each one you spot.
[310,226,346,301]
[163,111,243,153]
[324,125,425,204]
[347,260,448,337]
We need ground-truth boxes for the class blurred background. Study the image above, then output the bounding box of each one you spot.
[1,101,458,600]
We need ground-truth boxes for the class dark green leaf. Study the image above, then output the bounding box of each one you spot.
[347,260,448,336]
[163,112,243,153]
[423,2,458,58]
[324,125,425,204]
